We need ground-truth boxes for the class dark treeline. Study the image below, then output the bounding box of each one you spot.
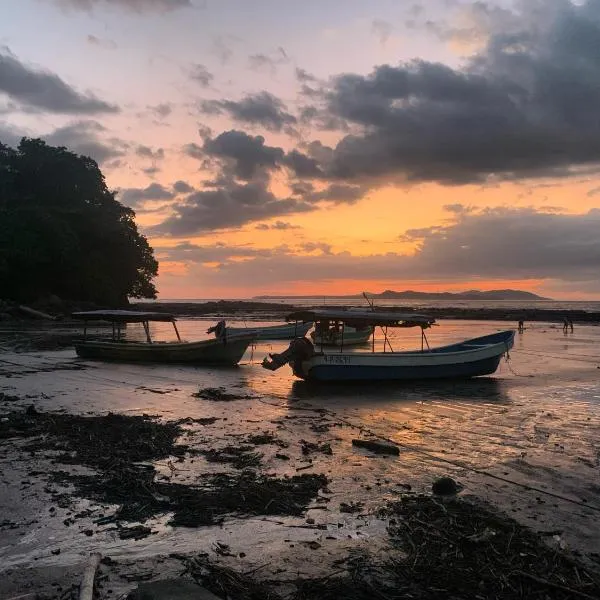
[0,138,158,307]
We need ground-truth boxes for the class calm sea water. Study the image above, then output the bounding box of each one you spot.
[154,297,600,312]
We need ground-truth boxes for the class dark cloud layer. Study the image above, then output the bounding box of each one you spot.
[199,92,297,133]
[153,181,313,234]
[0,48,118,115]
[309,0,600,185]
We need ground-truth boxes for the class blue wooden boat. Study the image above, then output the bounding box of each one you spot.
[262,309,515,382]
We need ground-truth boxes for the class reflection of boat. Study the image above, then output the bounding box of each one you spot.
[311,321,373,346]
[262,309,515,382]
[209,320,313,340]
[73,310,253,365]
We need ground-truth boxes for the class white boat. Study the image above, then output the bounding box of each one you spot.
[208,320,313,341]
[73,311,253,366]
[262,309,515,382]
[311,322,373,346]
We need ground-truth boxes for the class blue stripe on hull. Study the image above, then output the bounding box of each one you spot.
[304,354,503,382]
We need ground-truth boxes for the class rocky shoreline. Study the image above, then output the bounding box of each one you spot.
[2,298,599,325]
[132,301,600,324]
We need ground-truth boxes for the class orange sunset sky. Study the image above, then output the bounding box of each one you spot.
[2,0,600,299]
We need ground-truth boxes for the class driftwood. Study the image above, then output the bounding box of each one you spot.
[79,552,101,600]
[18,305,56,320]
[352,438,400,455]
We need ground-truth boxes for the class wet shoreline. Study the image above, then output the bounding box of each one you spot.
[1,320,599,598]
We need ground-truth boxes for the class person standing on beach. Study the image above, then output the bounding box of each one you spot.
[518,320,524,333]
[568,318,574,333]
[563,318,569,333]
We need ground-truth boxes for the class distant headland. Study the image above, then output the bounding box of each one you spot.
[254,289,550,301]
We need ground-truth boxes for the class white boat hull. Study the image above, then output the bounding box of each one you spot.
[225,322,313,340]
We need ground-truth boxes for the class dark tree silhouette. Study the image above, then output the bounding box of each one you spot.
[0,138,158,306]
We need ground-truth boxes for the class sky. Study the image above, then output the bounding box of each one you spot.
[2,0,600,300]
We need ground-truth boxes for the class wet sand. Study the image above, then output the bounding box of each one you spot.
[1,319,599,597]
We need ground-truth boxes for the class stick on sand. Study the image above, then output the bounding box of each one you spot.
[79,552,102,600]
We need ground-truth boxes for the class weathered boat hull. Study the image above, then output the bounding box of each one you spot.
[75,335,253,366]
[225,322,313,340]
[291,331,515,382]
[311,327,373,347]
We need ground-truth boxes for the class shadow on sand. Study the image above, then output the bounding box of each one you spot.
[288,376,512,407]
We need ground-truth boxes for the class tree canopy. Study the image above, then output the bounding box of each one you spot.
[0,138,158,306]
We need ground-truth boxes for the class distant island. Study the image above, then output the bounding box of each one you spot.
[254,289,551,301]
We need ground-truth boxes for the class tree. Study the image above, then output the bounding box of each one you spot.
[0,138,158,306]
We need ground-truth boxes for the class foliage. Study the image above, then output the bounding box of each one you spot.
[0,138,158,305]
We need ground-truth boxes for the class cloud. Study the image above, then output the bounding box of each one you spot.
[199,91,297,133]
[0,121,28,147]
[371,19,393,46]
[173,180,195,193]
[255,220,300,231]
[210,34,238,64]
[295,67,317,83]
[136,144,165,160]
[43,120,128,163]
[142,166,160,176]
[282,149,323,178]
[189,63,213,88]
[86,34,117,49]
[153,180,314,234]
[47,0,192,13]
[119,182,175,207]
[202,129,285,180]
[148,102,173,118]
[248,47,289,74]
[0,48,119,114]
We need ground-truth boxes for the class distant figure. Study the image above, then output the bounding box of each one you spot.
[562,318,569,334]
[518,320,524,334]
[568,318,574,333]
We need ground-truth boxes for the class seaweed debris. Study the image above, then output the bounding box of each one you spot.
[0,408,184,468]
[186,555,283,600]
[182,494,600,600]
[168,472,329,527]
[246,430,288,448]
[200,445,263,469]
[300,439,333,456]
[1,407,328,528]
[192,387,253,402]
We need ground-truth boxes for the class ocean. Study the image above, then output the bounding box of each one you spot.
[152,297,600,312]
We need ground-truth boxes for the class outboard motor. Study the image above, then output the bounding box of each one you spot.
[262,337,315,371]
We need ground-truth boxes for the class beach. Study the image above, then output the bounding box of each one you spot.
[1,315,600,598]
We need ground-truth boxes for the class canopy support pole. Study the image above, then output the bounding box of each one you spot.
[143,320,152,343]
[172,320,182,342]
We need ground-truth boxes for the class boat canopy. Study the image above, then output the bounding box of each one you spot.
[72,310,176,323]
[286,309,435,328]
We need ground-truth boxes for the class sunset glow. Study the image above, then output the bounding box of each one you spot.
[2,0,600,299]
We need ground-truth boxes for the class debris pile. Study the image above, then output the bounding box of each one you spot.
[192,387,253,402]
[1,408,328,529]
